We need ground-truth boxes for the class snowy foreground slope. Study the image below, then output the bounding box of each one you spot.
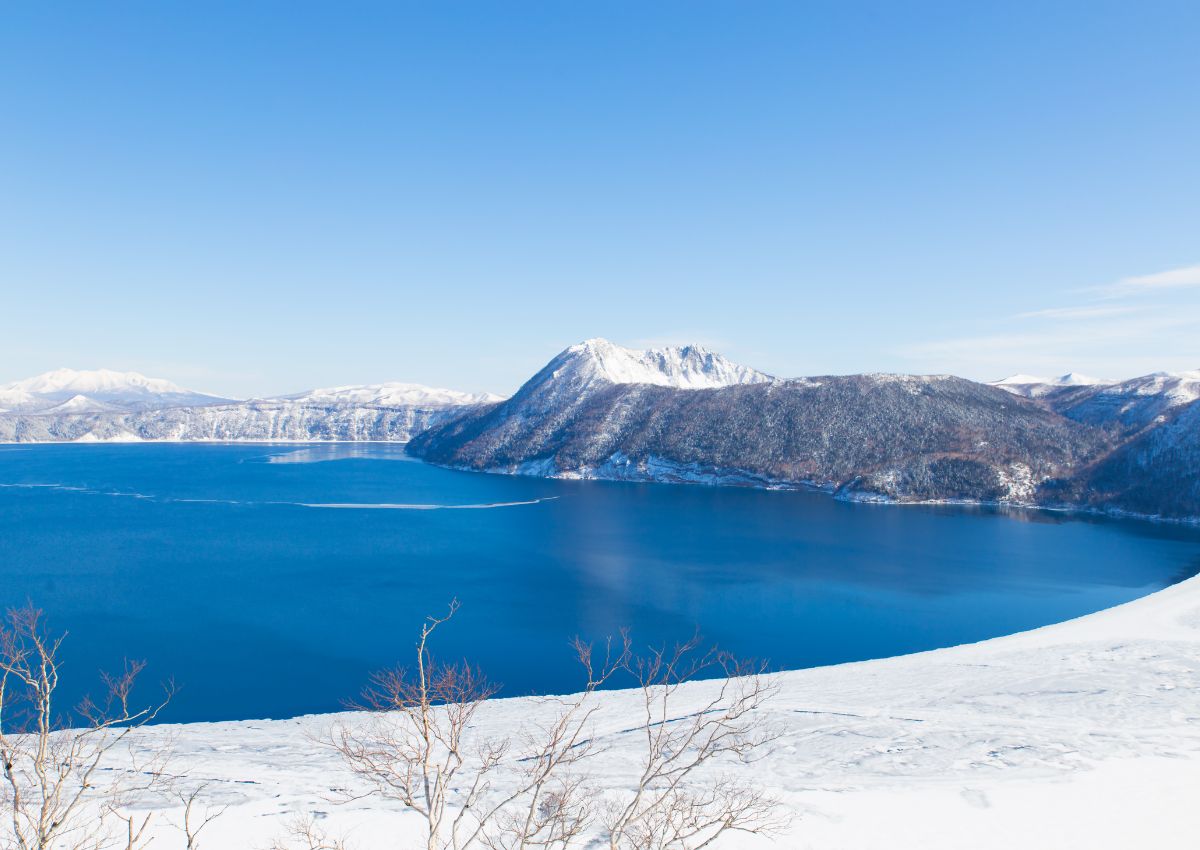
[120,576,1200,849]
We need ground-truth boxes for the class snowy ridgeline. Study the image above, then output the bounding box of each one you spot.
[11,575,1200,850]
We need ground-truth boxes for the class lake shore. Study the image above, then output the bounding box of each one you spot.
[116,571,1200,849]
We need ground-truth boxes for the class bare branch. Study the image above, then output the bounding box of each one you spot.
[0,602,175,850]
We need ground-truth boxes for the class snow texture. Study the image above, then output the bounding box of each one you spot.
[549,338,774,391]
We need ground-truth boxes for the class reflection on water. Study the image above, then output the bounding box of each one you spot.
[1,443,1198,723]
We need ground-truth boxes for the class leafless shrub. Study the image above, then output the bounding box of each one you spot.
[600,635,788,850]
[0,603,174,850]
[330,599,505,850]
[330,603,785,850]
[479,635,630,850]
[267,812,350,850]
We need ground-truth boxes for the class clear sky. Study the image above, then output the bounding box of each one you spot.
[2,1,1198,398]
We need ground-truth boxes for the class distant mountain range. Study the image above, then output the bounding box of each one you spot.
[0,369,494,443]
[3,341,1198,520]
[0,368,231,413]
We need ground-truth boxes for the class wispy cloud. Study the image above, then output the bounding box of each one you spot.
[1015,304,1141,321]
[1093,262,1200,297]
[897,262,1200,380]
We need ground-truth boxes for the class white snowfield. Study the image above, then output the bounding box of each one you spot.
[115,574,1200,849]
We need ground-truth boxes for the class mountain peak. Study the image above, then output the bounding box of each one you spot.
[7,367,187,396]
[0,368,228,413]
[558,338,772,391]
[990,372,1112,399]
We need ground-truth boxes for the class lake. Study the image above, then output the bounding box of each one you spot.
[1,442,1197,723]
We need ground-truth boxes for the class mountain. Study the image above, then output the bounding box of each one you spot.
[277,383,503,407]
[0,402,465,443]
[407,346,1200,516]
[0,371,502,443]
[990,373,1110,399]
[409,343,1106,504]
[1046,370,1200,433]
[1040,396,1200,519]
[540,338,774,393]
[0,368,229,413]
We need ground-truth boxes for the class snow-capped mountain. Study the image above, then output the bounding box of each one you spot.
[0,370,503,443]
[493,337,771,420]
[548,338,773,392]
[277,382,503,407]
[990,373,1110,398]
[409,362,1100,505]
[0,368,230,413]
[1118,370,1200,408]
[1044,369,1200,431]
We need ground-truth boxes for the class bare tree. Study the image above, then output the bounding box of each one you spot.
[267,813,350,850]
[600,635,787,850]
[479,635,630,850]
[331,603,784,850]
[330,604,631,850]
[175,783,227,850]
[330,599,504,850]
[0,604,174,850]
[102,743,171,850]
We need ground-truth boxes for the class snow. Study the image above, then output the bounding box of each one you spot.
[98,573,1200,849]
[278,382,503,407]
[1055,372,1106,386]
[992,373,1052,386]
[0,368,227,412]
[554,338,774,391]
[1135,370,1200,406]
[990,373,1112,398]
[9,368,186,396]
[43,393,124,414]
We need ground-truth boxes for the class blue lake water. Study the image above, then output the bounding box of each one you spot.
[1,442,1198,723]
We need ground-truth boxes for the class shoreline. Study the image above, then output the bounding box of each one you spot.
[112,569,1200,848]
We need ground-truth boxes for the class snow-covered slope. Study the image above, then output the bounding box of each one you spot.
[1049,369,1200,430]
[99,573,1200,849]
[0,372,502,442]
[547,338,773,392]
[1117,369,1200,408]
[991,372,1110,398]
[278,382,503,407]
[0,368,229,413]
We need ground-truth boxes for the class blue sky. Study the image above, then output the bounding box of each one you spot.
[2,1,1198,397]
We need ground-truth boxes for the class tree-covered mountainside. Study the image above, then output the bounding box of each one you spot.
[409,357,1109,505]
[1041,400,1200,519]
